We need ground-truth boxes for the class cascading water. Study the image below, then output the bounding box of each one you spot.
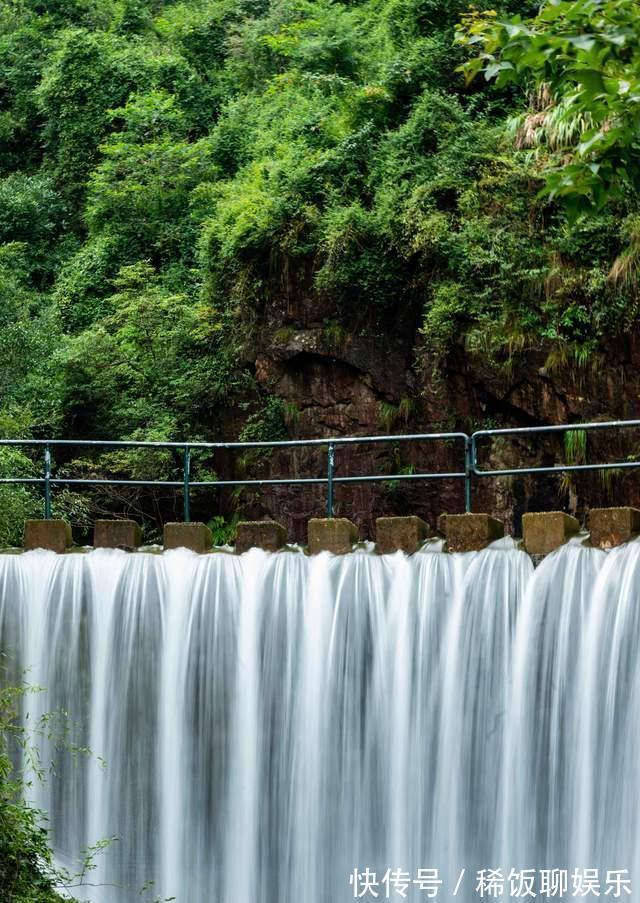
[0,538,638,902]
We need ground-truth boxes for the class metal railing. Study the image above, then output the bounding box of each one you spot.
[0,433,469,520]
[1,419,639,520]
[470,419,640,477]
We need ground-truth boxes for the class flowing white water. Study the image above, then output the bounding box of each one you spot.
[0,539,638,901]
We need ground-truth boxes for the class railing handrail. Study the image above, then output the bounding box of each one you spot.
[2,419,640,521]
[0,431,469,520]
[0,432,468,449]
[471,419,640,478]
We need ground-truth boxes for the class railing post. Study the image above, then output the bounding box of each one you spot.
[183,445,191,523]
[327,442,335,518]
[464,436,472,514]
[44,444,52,519]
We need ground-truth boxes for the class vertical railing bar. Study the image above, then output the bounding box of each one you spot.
[183,445,191,523]
[464,436,473,513]
[44,444,52,519]
[327,442,335,518]
[21,426,640,516]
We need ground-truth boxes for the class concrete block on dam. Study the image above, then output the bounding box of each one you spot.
[308,518,358,555]
[376,515,428,554]
[163,522,212,553]
[94,519,142,550]
[24,519,72,553]
[443,513,504,552]
[522,511,579,555]
[235,520,287,553]
[589,506,640,549]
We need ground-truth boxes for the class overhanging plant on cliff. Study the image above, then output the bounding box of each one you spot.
[456,0,640,218]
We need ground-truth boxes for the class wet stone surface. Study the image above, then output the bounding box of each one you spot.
[376,516,428,555]
[589,507,640,549]
[94,519,142,550]
[23,519,72,553]
[443,513,504,553]
[522,511,579,556]
[163,522,213,553]
[235,521,287,554]
[308,518,358,555]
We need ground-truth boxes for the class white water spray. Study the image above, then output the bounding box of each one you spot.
[0,539,636,901]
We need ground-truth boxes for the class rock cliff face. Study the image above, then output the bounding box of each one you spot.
[231,306,640,544]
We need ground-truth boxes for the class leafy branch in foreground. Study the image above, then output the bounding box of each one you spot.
[0,674,174,902]
[456,0,640,216]
[0,680,71,902]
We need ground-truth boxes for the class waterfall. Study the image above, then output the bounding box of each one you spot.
[0,538,638,902]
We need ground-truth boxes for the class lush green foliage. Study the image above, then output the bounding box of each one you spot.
[0,680,67,902]
[0,0,639,542]
[457,0,640,215]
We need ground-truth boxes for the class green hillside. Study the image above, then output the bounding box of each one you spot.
[0,0,638,541]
